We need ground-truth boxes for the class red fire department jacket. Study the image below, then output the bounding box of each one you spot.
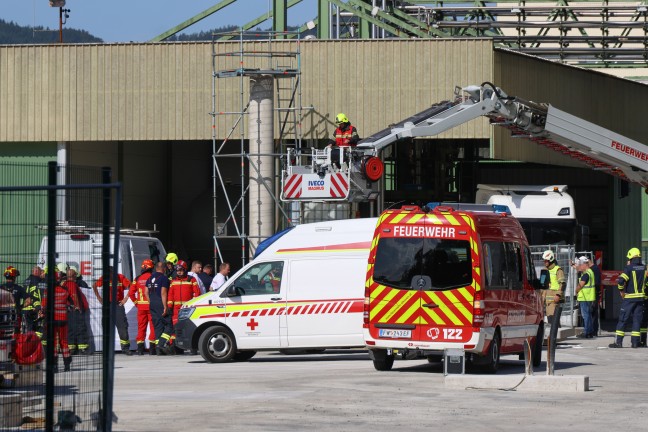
[129,272,152,311]
[95,273,131,302]
[42,283,78,322]
[167,276,200,322]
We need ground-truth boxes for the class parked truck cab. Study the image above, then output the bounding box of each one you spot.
[363,203,544,373]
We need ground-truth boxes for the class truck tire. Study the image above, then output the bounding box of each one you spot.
[532,323,544,368]
[371,349,394,371]
[480,331,501,374]
[233,351,257,362]
[199,326,237,363]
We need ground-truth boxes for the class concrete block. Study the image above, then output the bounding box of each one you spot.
[0,394,23,428]
[15,366,43,387]
[445,374,589,392]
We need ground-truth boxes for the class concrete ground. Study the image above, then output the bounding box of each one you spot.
[113,330,647,432]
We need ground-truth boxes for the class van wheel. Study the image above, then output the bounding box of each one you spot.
[199,326,237,363]
[532,323,544,368]
[480,332,501,374]
[233,351,257,362]
[371,349,394,371]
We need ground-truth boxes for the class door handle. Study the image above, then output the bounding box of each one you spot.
[271,297,282,301]
[216,304,225,309]
[423,303,439,308]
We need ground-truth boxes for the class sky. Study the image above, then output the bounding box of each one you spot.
[2,0,318,42]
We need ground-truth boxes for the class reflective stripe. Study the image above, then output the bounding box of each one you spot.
[616,330,625,336]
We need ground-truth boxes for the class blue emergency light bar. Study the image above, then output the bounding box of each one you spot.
[425,202,512,215]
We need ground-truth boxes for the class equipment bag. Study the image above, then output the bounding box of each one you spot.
[14,331,44,365]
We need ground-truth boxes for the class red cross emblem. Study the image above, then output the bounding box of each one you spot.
[247,318,259,331]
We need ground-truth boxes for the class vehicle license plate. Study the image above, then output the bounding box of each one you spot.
[378,329,411,338]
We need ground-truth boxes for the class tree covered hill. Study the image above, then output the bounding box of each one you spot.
[0,19,103,44]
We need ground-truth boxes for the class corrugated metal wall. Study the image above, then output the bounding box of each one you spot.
[0,40,493,143]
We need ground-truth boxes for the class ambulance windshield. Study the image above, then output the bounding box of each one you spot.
[373,238,472,290]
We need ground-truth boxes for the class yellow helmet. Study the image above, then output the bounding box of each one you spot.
[165,252,178,265]
[627,247,641,259]
[335,113,349,124]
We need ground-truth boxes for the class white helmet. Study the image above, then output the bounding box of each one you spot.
[542,250,555,261]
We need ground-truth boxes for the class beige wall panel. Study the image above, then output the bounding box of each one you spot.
[298,39,494,143]
[493,49,648,167]
[1,40,493,142]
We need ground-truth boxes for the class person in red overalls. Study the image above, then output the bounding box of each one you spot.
[128,259,156,355]
[42,263,78,373]
[92,267,133,355]
[327,113,360,170]
[167,260,200,354]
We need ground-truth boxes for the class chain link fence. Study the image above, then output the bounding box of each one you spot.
[1,161,121,431]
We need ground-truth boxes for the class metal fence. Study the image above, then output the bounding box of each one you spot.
[530,244,581,328]
[0,161,121,431]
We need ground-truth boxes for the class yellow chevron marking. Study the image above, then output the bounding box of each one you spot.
[420,304,446,325]
[370,285,393,317]
[408,213,424,224]
[429,292,463,326]
[382,290,416,322]
[446,291,472,322]
[427,213,443,225]
[395,297,420,324]
[390,213,408,224]
[445,214,461,226]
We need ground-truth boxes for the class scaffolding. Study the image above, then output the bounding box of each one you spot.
[211,30,310,267]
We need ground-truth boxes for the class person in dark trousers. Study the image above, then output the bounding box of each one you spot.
[92,267,133,355]
[575,257,597,339]
[22,265,44,336]
[327,113,360,170]
[609,248,646,348]
[145,261,173,355]
[66,266,90,355]
[588,257,602,336]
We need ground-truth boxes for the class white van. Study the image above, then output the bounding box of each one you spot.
[174,218,377,363]
[38,229,166,351]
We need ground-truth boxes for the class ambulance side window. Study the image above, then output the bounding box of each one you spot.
[229,262,284,296]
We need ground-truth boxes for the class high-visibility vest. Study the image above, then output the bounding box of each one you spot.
[577,268,596,302]
[548,265,562,291]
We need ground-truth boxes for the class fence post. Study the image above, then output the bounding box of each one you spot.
[44,161,57,432]
[101,167,116,432]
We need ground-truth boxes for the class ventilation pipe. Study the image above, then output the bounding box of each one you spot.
[248,76,274,254]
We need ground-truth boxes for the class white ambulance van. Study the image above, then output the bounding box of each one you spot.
[174,218,377,363]
[38,229,166,352]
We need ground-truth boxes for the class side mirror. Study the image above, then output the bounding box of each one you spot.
[225,286,245,297]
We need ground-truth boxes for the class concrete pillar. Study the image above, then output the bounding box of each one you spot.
[248,76,274,253]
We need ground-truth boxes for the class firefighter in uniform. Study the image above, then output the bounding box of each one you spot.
[22,266,44,336]
[327,113,360,170]
[1,266,27,334]
[165,252,179,280]
[328,113,360,148]
[167,260,201,353]
[66,266,90,355]
[145,262,172,355]
[42,265,78,372]
[542,250,566,326]
[609,248,647,348]
[128,259,156,355]
[92,267,133,355]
